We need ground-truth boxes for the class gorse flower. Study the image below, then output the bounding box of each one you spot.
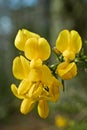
[15,29,51,61]
[11,29,62,118]
[11,28,86,119]
[15,29,40,51]
[55,30,82,80]
[11,56,62,118]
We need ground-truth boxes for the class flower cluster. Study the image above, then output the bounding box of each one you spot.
[11,29,62,118]
[11,29,87,118]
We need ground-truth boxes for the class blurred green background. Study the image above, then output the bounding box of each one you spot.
[0,0,87,130]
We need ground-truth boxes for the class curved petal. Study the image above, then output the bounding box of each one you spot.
[25,38,51,61]
[15,30,27,51]
[25,38,38,60]
[18,79,31,95]
[15,29,40,51]
[70,30,82,53]
[27,83,43,98]
[20,98,35,114]
[12,55,30,80]
[32,83,43,98]
[38,100,49,118]
[56,62,77,80]
[41,65,52,86]
[56,30,69,53]
[11,84,24,99]
[38,38,51,60]
[50,86,60,102]
[49,77,61,102]
[22,29,40,39]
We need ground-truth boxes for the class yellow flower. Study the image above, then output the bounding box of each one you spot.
[14,29,51,62]
[11,55,62,118]
[15,29,40,51]
[24,37,51,61]
[55,30,82,80]
[56,61,77,80]
[55,115,68,128]
[38,99,49,119]
[56,30,82,61]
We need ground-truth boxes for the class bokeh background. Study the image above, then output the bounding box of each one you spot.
[0,0,87,130]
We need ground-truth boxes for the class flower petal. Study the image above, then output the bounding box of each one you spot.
[70,30,82,53]
[11,84,24,99]
[63,50,75,61]
[56,62,77,80]
[56,30,82,54]
[38,100,49,118]
[49,77,61,102]
[28,67,42,82]
[41,65,52,86]
[25,37,51,61]
[28,83,43,98]
[38,38,51,60]
[18,79,31,95]
[15,29,40,51]
[20,98,35,114]
[30,59,42,68]
[56,30,69,53]
[13,55,30,80]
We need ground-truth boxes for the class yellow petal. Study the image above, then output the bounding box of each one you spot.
[15,29,40,51]
[20,98,35,114]
[49,77,61,102]
[25,37,51,61]
[38,100,49,119]
[32,83,43,98]
[18,79,31,95]
[56,62,77,80]
[22,29,40,39]
[56,30,82,54]
[38,38,51,60]
[27,83,36,98]
[15,30,27,51]
[41,65,52,86]
[28,83,43,98]
[63,50,75,61]
[70,30,82,53]
[56,30,69,53]
[30,59,42,68]
[12,55,30,80]
[28,68,42,82]
[11,84,24,99]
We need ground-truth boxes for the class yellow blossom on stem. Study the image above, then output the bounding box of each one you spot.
[56,61,77,80]
[15,29,40,51]
[55,30,82,80]
[56,29,82,61]
[11,28,87,119]
[11,55,62,118]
